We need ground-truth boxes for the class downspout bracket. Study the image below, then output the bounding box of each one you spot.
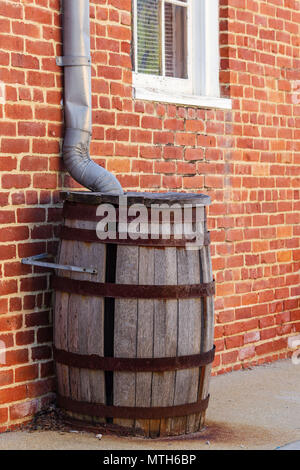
[56,55,91,67]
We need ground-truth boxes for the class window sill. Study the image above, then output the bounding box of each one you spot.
[133,86,232,110]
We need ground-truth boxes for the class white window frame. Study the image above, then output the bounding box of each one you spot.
[132,0,232,109]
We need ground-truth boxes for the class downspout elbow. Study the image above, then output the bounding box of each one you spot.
[63,128,124,195]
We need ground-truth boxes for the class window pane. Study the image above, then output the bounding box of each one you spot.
[137,0,161,75]
[165,3,188,79]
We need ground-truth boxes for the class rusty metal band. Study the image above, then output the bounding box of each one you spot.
[60,226,210,247]
[63,202,204,223]
[52,276,215,299]
[53,346,215,372]
[57,394,210,420]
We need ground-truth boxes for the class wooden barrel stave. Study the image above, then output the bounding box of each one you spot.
[114,245,139,429]
[175,248,202,435]
[135,246,154,436]
[54,239,71,404]
[199,243,215,429]
[151,247,178,437]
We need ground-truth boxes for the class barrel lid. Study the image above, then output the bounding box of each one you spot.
[60,191,211,207]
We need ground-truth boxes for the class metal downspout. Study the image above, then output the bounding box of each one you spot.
[60,0,123,195]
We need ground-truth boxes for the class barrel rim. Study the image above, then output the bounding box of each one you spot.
[63,200,207,223]
[60,190,211,207]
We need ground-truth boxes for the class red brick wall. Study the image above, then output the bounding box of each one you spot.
[0,0,299,430]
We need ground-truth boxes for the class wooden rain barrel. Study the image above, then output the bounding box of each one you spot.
[53,191,215,437]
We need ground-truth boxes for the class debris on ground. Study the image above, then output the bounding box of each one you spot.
[23,404,145,438]
[23,404,69,433]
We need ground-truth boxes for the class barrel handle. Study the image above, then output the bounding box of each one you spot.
[21,253,98,275]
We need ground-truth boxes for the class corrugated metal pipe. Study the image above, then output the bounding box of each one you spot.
[60,0,123,195]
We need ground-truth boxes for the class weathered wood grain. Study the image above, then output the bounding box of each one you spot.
[150,247,177,437]
[199,243,215,430]
[135,246,155,435]
[55,219,106,424]
[71,236,106,424]
[173,248,201,435]
[54,238,72,399]
[114,245,139,429]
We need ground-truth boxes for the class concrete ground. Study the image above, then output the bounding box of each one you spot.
[0,358,299,450]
